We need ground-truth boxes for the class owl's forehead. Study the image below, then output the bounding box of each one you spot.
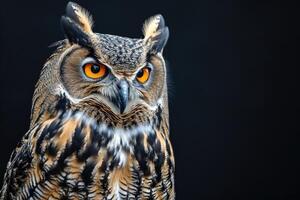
[95,34,147,71]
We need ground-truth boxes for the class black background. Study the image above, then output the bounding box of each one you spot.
[0,0,299,199]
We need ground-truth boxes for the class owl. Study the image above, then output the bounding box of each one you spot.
[0,2,174,200]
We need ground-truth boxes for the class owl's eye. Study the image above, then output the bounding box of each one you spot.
[83,63,108,80]
[136,67,151,84]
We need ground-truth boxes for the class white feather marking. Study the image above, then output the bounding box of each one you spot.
[56,84,82,104]
[157,97,163,107]
[114,182,121,200]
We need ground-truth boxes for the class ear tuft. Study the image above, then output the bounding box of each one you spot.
[143,14,169,53]
[61,16,92,47]
[66,2,94,34]
[143,14,165,41]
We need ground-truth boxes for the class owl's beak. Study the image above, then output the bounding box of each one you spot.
[116,80,129,114]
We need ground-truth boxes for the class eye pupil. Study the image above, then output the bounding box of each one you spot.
[91,65,100,73]
[137,70,144,78]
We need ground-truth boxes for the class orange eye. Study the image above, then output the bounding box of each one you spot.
[136,67,151,84]
[83,63,108,79]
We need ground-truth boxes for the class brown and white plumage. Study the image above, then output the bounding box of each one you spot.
[0,2,174,200]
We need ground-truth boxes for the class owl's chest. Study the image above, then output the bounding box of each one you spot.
[24,112,174,199]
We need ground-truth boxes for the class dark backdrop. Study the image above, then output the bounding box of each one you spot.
[0,0,299,199]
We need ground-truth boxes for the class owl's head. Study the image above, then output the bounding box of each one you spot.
[31,2,169,126]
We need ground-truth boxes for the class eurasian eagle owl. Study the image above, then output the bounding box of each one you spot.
[0,2,174,200]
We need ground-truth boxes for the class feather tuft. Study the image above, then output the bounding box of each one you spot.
[66,2,94,34]
[143,14,164,41]
[143,14,169,52]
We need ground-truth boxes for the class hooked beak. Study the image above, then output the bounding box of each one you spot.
[116,79,129,113]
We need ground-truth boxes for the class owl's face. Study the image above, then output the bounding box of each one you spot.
[61,35,166,114]
[56,2,169,115]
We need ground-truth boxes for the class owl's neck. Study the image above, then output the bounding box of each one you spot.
[34,94,170,169]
